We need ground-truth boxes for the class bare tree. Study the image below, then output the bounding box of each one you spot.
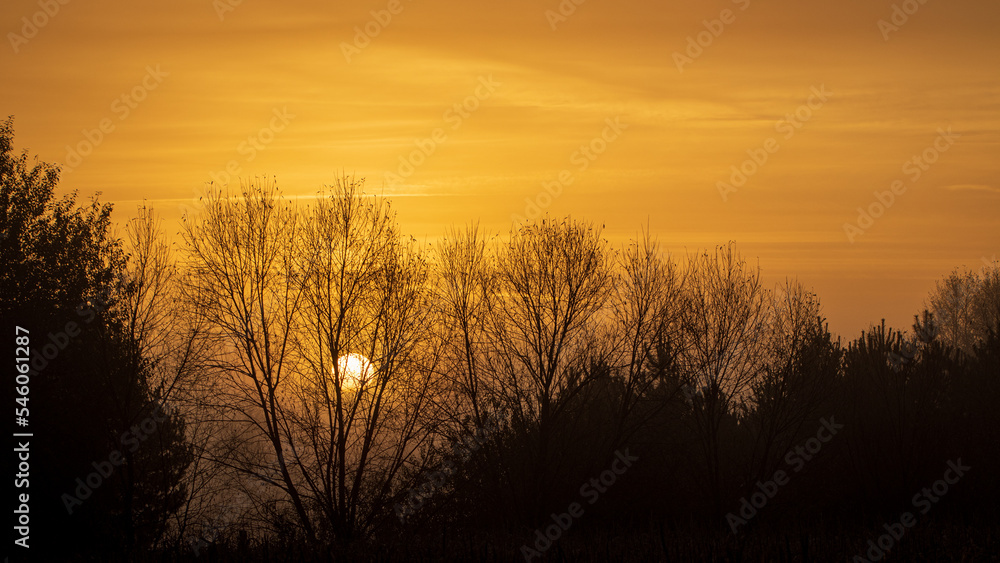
[121,206,258,555]
[605,229,685,447]
[928,268,982,357]
[181,178,317,542]
[927,262,1000,357]
[975,261,1000,342]
[679,242,769,519]
[746,280,836,486]
[433,223,499,431]
[484,217,612,521]
[121,203,206,418]
[181,177,442,547]
[80,204,196,555]
[291,176,442,540]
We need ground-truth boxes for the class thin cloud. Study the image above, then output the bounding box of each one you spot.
[944,184,1000,193]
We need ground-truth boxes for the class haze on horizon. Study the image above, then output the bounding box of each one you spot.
[2,0,998,339]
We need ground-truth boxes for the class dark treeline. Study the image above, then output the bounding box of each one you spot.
[3,118,999,562]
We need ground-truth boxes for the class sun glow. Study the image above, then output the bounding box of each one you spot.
[336,354,373,389]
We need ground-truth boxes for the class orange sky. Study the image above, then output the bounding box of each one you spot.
[3,0,998,339]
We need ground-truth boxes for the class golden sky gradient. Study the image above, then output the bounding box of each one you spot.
[3,0,998,338]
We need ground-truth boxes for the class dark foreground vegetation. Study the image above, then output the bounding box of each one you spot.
[3,117,999,562]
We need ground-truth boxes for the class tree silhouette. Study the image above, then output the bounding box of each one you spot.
[181,177,442,548]
[1,117,191,560]
[5,113,999,560]
[678,242,769,520]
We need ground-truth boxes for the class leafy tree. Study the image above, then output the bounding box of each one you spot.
[1,117,191,560]
[0,116,118,319]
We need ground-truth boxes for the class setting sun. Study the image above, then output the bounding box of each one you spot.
[3,0,998,559]
[336,353,373,388]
